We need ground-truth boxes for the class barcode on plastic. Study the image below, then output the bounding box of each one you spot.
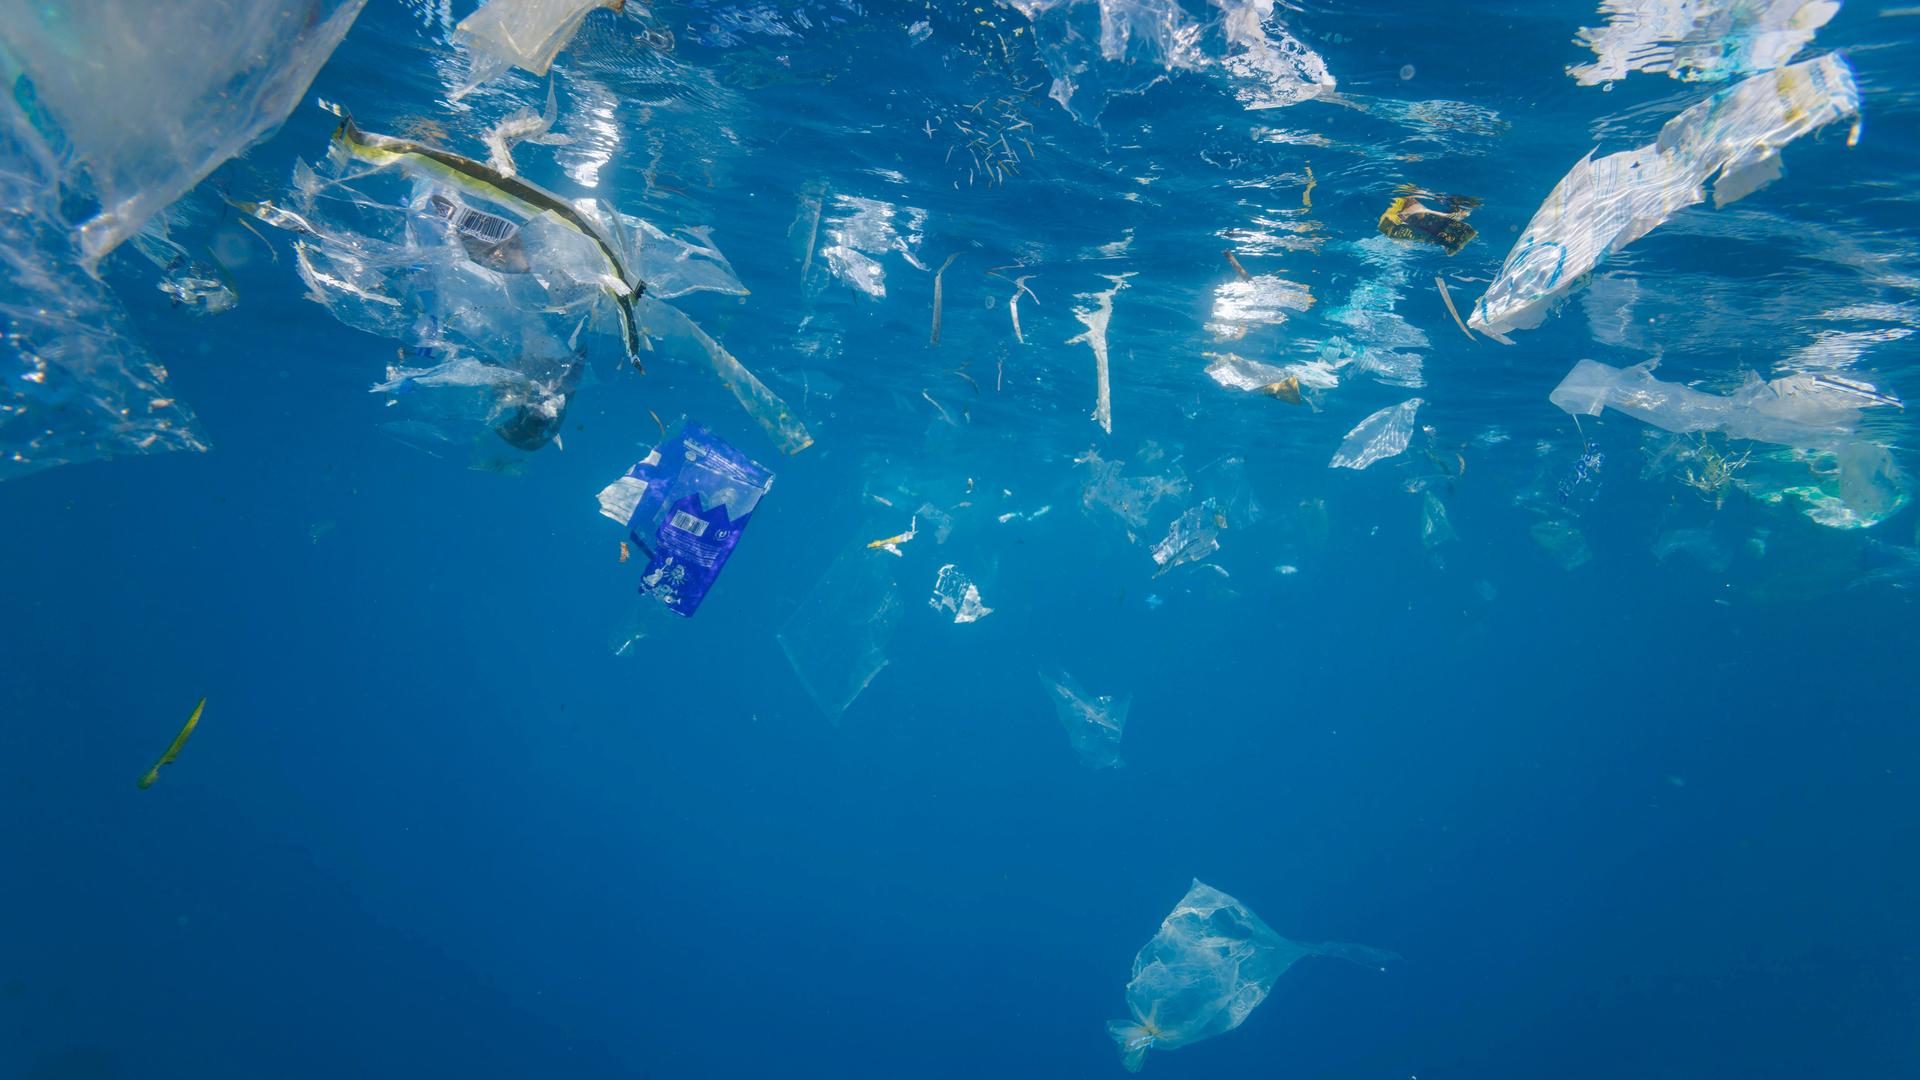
[427,194,515,242]
[668,510,708,536]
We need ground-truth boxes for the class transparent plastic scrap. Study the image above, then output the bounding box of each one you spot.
[929,564,993,623]
[0,0,367,267]
[1569,0,1839,87]
[1548,359,1895,449]
[453,0,624,99]
[0,85,207,481]
[1109,880,1398,1073]
[1039,668,1128,769]
[1151,499,1225,575]
[778,544,905,720]
[1329,398,1423,470]
[1471,53,1859,342]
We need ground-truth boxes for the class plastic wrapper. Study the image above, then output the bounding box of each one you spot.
[1011,0,1334,122]
[1151,499,1225,575]
[0,90,207,481]
[1039,669,1128,769]
[1329,398,1423,470]
[1108,880,1396,1072]
[597,422,772,616]
[0,0,366,267]
[454,0,623,98]
[1069,274,1133,434]
[1549,359,1890,449]
[1471,53,1859,342]
[778,545,905,720]
[1569,0,1839,86]
[929,565,993,623]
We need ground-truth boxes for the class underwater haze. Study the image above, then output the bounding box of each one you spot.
[3,1,1919,1077]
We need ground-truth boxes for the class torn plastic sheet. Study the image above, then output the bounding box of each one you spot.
[1151,499,1225,574]
[1548,359,1894,449]
[811,194,928,299]
[929,565,993,623]
[453,0,623,98]
[1531,519,1594,569]
[637,298,814,455]
[483,82,569,178]
[374,347,586,453]
[1039,668,1128,769]
[1206,274,1313,340]
[1079,447,1189,533]
[1205,352,1338,404]
[1069,274,1134,434]
[1,94,207,481]
[1569,0,1839,87]
[1010,0,1335,123]
[1735,443,1911,529]
[597,421,773,616]
[130,212,238,315]
[1470,53,1859,341]
[1421,490,1455,548]
[0,0,366,267]
[778,544,905,720]
[1330,398,1423,470]
[1108,880,1397,1073]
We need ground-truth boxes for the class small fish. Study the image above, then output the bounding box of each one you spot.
[866,517,918,556]
[138,698,205,790]
[1222,249,1252,281]
[619,540,631,563]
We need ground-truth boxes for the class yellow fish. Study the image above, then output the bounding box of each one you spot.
[138,698,205,790]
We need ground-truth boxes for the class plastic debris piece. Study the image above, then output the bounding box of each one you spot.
[131,214,238,314]
[1376,190,1479,255]
[137,697,206,790]
[1038,668,1128,769]
[453,0,623,98]
[1569,0,1840,86]
[483,81,569,178]
[929,565,993,623]
[778,545,905,720]
[1435,276,1475,340]
[1204,353,1331,404]
[1069,274,1134,434]
[1012,0,1335,123]
[1108,880,1398,1073]
[1735,443,1912,529]
[1330,398,1423,470]
[596,421,773,616]
[1549,359,1891,449]
[0,0,367,266]
[1079,448,1189,533]
[1531,519,1593,569]
[638,297,813,455]
[1654,527,1732,571]
[1470,53,1859,341]
[1421,490,1455,548]
[1151,499,1225,575]
[866,517,918,556]
[1206,274,1313,340]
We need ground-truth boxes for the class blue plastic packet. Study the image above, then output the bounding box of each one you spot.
[595,422,773,616]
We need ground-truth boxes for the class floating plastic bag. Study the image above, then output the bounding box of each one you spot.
[1569,0,1839,86]
[1548,359,1892,449]
[1039,668,1128,769]
[929,565,993,623]
[1330,398,1423,470]
[454,0,623,98]
[1108,880,1397,1072]
[0,0,367,267]
[1471,53,1859,341]
[778,545,905,720]
[1151,499,1225,575]
[597,422,773,616]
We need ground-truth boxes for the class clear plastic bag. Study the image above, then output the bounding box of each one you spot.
[1108,880,1396,1072]
[453,0,623,97]
[1038,668,1128,769]
[1329,398,1423,470]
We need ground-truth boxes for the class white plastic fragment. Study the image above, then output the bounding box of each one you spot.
[1471,53,1859,342]
[453,0,622,99]
[1569,0,1839,86]
[1330,398,1423,470]
[1108,880,1398,1073]
[929,565,993,623]
[1069,273,1135,434]
[1548,359,1893,449]
[1151,500,1225,574]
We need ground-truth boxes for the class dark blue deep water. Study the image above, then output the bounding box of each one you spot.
[4,2,1918,1077]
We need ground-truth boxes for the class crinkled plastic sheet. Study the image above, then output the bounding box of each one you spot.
[929,564,993,623]
[1010,0,1334,123]
[1108,880,1396,1072]
[1471,53,1859,341]
[0,0,366,267]
[1569,0,1839,87]
[777,544,904,720]
[1039,668,1128,768]
[454,0,623,98]
[1069,274,1133,434]
[1151,499,1224,574]
[1548,359,1889,449]
[1329,398,1422,470]
[0,93,206,481]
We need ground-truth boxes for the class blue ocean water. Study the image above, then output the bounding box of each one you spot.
[3,1,1919,1077]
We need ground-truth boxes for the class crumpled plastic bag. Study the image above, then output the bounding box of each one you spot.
[1471,52,1858,341]
[1548,358,1894,449]
[1039,668,1128,768]
[1108,880,1396,1072]
[0,0,367,267]
[453,0,623,98]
